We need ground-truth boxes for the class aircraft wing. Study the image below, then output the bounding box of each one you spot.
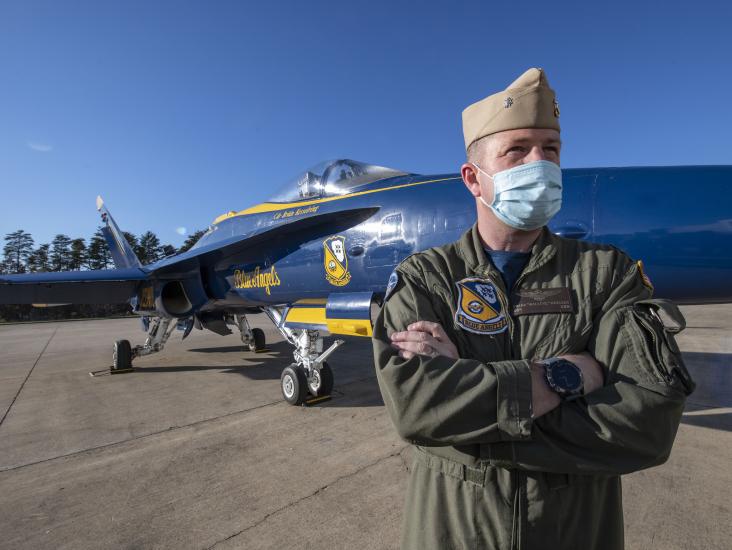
[0,268,148,304]
[150,206,379,275]
[0,206,379,306]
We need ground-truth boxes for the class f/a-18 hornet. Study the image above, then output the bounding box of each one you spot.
[1,159,731,404]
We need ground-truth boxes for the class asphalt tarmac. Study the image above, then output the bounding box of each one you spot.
[0,305,730,550]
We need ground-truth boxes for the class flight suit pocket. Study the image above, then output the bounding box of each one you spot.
[530,293,594,359]
[622,299,695,395]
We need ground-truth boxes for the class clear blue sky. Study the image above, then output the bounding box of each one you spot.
[1,0,730,248]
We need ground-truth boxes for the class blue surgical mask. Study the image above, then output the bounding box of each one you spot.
[473,160,562,231]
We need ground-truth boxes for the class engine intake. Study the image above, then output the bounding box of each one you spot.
[159,280,193,317]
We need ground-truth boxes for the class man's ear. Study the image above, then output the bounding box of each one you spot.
[461,163,481,198]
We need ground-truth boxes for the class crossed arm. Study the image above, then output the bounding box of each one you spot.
[374,266,690,475]
[390,321,605,419]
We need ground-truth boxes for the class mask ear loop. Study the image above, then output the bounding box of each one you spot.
[471,163,494,209]
[471,162,493,180]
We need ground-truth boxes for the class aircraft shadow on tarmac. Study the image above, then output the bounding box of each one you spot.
[679,351,732,432]
[134,339,385,407]
[125,348,730,415]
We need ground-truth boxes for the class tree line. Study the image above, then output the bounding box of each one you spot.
[1,227,205,322]
[1,227,206,275]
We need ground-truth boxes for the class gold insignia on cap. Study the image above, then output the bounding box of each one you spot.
[462,67,561,150]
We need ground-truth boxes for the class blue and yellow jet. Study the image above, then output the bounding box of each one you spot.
[1,159,731,404]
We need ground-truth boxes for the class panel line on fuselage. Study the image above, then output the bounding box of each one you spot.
[218,176,461,220]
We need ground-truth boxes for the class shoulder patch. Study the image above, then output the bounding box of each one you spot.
[384,270,400,302]
[454,277,508,335]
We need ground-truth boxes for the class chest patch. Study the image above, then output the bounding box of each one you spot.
[511,287,574,315]
[454,278,508,335]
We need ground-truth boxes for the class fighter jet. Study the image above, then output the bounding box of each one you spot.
[1,159,731,405]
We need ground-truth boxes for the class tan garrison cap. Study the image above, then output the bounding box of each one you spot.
[462,68,560,150]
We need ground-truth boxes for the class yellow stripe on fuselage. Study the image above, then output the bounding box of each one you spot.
[213,176,458,223]
[285,306,327,326]
[326,318,372,337]
[283,306,373,337]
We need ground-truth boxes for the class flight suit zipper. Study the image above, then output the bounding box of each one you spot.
[499,250,554,550]
[481,267,524,550]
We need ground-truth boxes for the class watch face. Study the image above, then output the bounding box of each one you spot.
[548,360,583,393]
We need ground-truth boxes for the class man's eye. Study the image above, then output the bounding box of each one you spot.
[507,146,525,154]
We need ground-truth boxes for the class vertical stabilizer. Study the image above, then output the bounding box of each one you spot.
[96,196,143,269]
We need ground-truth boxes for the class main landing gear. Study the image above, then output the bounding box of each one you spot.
[108,310,344,407]
[110,317,177,373]
[232,314,267,352]
[265,307,343,406]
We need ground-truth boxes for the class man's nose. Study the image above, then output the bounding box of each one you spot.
[524,146,547,162]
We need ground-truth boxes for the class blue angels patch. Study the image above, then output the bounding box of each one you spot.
[384,270,400,301]
[454,278,508,335]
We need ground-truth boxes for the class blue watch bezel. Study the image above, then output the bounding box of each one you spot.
[544,358,584,399]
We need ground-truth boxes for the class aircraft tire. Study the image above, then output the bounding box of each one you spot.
[112,339,132,371]
[251,328,266,351]
[281,365,307,405]
[308,362,334,397]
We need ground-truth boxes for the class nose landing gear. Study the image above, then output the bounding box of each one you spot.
[265,307,343,406]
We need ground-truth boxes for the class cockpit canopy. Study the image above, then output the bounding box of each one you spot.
[268,159,410,203]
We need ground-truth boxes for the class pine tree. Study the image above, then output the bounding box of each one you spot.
[27,243,51,272]
[3,230,35,273]
[179,229,206,253]
[50,234,73,271]
[88,227,112,270]
[137,231,162,264]
[161,244,177,257]
[123,232,140,259]
[69,238,88,270]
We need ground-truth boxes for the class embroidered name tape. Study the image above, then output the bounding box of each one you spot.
[511,287,573,316]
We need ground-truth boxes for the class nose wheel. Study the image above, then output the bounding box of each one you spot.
[280,362,334,405]
[307,362,333,397]
[281,365,308,405]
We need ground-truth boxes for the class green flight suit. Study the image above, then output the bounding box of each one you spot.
[372,224,694,550]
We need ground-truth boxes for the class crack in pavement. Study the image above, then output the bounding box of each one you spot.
[206,446,409,549]
[0,374,383,474]
[0,397,284,473]
[0,326,58,429]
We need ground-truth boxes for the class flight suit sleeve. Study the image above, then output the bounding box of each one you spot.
[486,260,695,475]
[373,267,534,446]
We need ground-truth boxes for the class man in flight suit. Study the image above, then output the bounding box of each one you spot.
[372,68,695,549]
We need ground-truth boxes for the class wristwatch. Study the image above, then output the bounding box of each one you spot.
[541,358,584,400]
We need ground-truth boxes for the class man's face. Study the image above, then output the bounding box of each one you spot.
[481,128,561,174]
[462,128,562,206]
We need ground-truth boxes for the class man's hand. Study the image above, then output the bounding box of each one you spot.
[390,321,459,360]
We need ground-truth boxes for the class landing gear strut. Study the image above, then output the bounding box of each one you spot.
[266,307,343,405]
[110,316,176,374]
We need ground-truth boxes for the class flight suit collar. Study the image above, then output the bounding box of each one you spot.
[458,223,558,291]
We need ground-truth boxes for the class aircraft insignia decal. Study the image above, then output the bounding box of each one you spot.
[324,236,351,287]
